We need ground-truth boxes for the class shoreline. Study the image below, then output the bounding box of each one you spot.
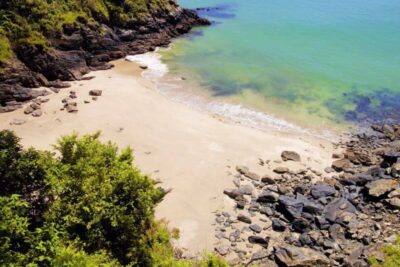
[0,59,337,253]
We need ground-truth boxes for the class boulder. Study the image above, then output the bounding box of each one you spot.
[275,245,330,267]
[366,179,399,198]
[215,246,229,256]
[223,188,242,199]
[24,105,34,114]
[281,151,301,162]
[261,175,275,184]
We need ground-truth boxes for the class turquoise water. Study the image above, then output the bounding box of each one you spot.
[161,0,400,127]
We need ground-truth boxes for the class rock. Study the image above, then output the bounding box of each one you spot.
[9,119,26,125]
[248,236,269,247]
[237,214,252,224]
[257,191,279,203]
[332,158,352,172]
[281,151,301,162]
[84,100,90,104]
[388,198,400,209]
[279,195,304,220]
[366,179,399,198]
[324,167,335,173]
[89,90,102,96]
[238,185,254,195]
[236,166,260,181]
[215,246,229,256]
[261,175,275,184]
[250,224,262,233]
[274,167,290,174]
[323,198,356,223]
[139,64,148,70]
[66,103,78,113]
[24,105,34,114]
[388,188,400,198]
[275,245,330,267]
[223,188,242,199]
[30,102,40,110]
[31,109,42,117]
[391,163,400,178]
[310,184,337,199]
[272,219,287,232]
[92,96,98,101]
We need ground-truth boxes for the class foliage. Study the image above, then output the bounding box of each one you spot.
[0,130,228,266]
[370,237,400,267]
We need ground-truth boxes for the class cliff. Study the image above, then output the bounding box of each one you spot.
[0,0,209,111]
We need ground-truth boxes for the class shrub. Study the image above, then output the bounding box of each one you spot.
[0,130,229,266]
[370,237,400,267]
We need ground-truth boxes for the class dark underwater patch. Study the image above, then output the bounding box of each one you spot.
[195,3,237,20]
[326,88,400,125]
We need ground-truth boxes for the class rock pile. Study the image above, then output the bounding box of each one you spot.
[217,125,400,266]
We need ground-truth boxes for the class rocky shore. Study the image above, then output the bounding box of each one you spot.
[0,6,208,112]
[216,124,400,266]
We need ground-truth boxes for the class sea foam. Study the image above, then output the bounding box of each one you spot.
[125,52,334,139]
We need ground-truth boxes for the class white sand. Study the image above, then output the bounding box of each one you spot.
[0,60,336,253]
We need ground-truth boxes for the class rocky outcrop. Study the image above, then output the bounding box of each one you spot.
[215,123,400,266]
[0,7,209,111]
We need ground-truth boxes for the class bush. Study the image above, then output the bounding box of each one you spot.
[370,237,400,267]
[0,130,229,266]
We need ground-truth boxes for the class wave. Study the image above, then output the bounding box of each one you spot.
[125,51,336,140]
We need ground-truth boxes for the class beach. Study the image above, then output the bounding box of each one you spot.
[0,59,336,253]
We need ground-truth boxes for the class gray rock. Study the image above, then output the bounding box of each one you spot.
[24,105,34,114]
[237,214,252,224]
[261,175,275,184]
[275,245,330,267]
[223,188,242,199]
[324,198,356,223]
[272,219,286,232]
[89,89,102,96]
[250,224,262,233]
[257,191,279,203]
[332,158,352,172]
[238,184,254,195]
[279,195,304,220]
[274,167,290,174]
[236,166,260,181]
[282,151,301,162]
[310,184,337,199]
[248,236,269,247]
[215,245,229,256]
[31,109,42,117]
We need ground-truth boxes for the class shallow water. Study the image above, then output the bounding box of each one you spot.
[160,0,400,127]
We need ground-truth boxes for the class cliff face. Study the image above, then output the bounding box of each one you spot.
[0,0,209,111]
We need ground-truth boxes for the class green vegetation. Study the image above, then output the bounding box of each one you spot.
[0,0,178,63]
[370,237,400,267]
[0,130,228,266]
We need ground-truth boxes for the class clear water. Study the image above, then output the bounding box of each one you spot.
[160,0,400,127]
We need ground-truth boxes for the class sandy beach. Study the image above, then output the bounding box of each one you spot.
[0,59,336,253]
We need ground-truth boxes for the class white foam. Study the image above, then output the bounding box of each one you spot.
[125,51,336,140]
[126,52,168,79]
